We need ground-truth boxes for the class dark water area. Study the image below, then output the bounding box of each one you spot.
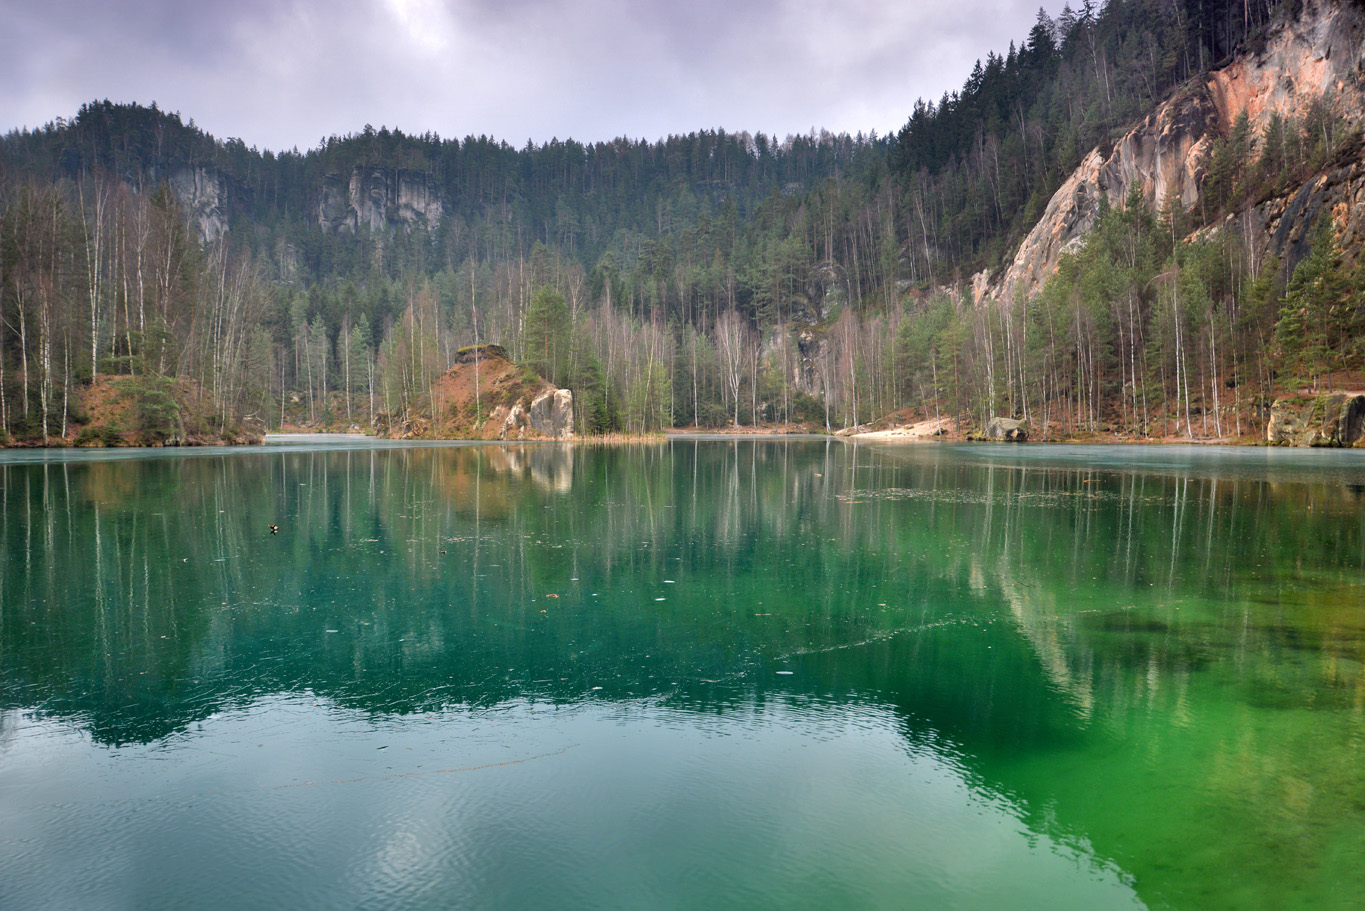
[1,440,1363,910]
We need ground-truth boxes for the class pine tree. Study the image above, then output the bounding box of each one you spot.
[1277,215,1350,390]
[524,286,570,386]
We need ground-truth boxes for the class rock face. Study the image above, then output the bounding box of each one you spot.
[1266,400,1305,443]
[791,328,827,398]
[982,0,1365,309]
[169,167,227,244]
[1200,157,1365,275]
[984,89,1216,307]
[1204,0,1365,137]
[1267,394,1365,446]
[318,166,444,233]
[986,417,1029,442]
[529,389,574,439]
[499,388,575,441]
[1195,0,1365,269]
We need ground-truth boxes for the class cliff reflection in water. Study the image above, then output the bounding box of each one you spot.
[2,441,1364,909]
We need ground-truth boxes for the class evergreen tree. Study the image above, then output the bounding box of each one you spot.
[524,286,571,386]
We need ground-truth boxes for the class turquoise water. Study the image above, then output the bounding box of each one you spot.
[1,439,1363,910]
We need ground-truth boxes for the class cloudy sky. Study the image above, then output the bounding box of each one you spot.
[3,0,1051,152]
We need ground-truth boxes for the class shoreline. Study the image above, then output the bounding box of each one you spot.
[4,422,1355,450]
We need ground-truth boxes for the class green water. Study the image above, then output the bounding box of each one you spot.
[1,439,1363,911]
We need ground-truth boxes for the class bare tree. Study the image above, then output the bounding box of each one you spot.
[714,308,748,427]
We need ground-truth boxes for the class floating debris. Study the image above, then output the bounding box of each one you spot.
[838,487,1125,506]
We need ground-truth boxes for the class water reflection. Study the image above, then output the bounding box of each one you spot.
[2,441,1364,910]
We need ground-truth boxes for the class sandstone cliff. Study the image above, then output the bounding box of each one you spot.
[1198,150,1365,273]
[318,165,444,234]
[168,166,228,245]
[144,161,444,245]
[981,0,1365,309]
[985,89,1216,307]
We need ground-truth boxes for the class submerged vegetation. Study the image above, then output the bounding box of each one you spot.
[1,0,1361,443]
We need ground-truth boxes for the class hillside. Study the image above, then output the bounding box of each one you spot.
[1,374,264,448]
[3,0,1363,445]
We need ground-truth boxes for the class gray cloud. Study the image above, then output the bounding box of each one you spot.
[1,0,1053,151]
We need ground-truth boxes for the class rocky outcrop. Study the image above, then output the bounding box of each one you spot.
[1204,0,1365,137]
[982,0,1365,309]
[1198,151,1365,274]
[1266,400,1305,443]
[318,165,443,234]
[497,388,575,441]
[984,89,1217,307]
[755,259,853,401]
[986,417,1029,442]
[801,261,848,324]
[1194,0,1365,269]
[416,346,575,440]
[790,328,827,398]
[1267,393,1365,446]
[169,167,227,244]
[528,388,574,438]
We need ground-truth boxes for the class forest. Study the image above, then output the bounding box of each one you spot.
[1,0,1361,443]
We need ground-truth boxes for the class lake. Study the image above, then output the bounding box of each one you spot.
[2,438,1363,910]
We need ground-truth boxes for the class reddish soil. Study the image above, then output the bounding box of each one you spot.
[60,375,262,447]
[419,352,553,439]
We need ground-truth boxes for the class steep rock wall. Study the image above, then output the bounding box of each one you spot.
[982,0,1365,308]
[1200,150,1365,272]
[169,166,227,245]
[1206,0,1365,136]
[318,165,444,234]
[985,89,1216,307]
[498,388,575,441]
[1198,0,1365,269]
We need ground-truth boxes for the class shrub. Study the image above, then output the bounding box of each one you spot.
[117,376,183,445]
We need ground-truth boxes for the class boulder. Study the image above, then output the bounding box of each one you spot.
[1267,394,1365,446]
[1266,400,1304,444]
[528,388,574,439]
[498,388,574,440]
[986,417,1029,442]
[1322,393,1365,446]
